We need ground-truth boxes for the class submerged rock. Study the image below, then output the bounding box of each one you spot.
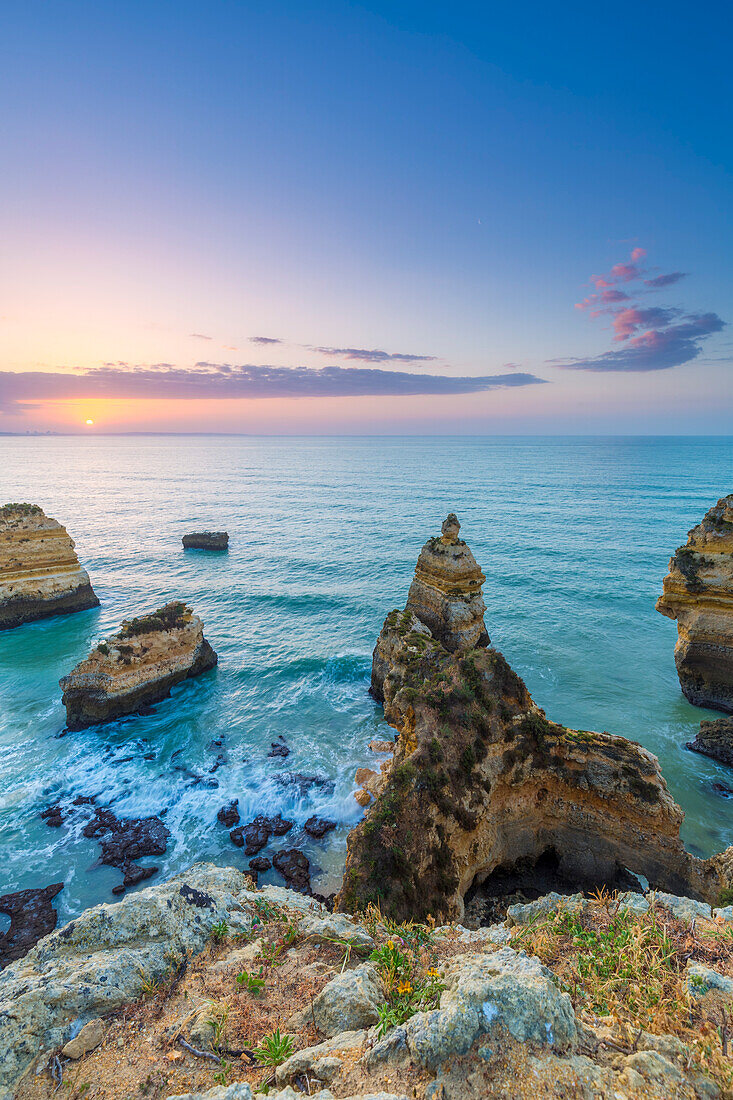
[182,531,229,551]
[273,848,311,894]
[687,717,733,766]
[82,806,170,895]
[230,814,293,855]
[217,800,240,828]
[268,735,290,758]
[337,515,733,922]
[305,816,337,839]
[0,882,63,968]
[59,601,217,729]
[657,495,733,712]
[0,503,98,630]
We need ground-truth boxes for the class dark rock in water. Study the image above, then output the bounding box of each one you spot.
[248,853,270,880]
[713,782,733,799]
[82,807,170,896]
[274,773,335,796]
[41,803,64,828]
[230,814,293,855]
[687,718,733,767]
[268,735,290,759]
[304,816,337,839]
[209,752,228,774]
[0,882,63,967]
[182,532,229,551]
[217,800,240,828]
[273,849,311,895]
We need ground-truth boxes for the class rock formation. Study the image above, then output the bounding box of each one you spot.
[657,494,733,712]
[0,883,63,969]
[59,601,217,729]
[402,512,489,653]
[182,531,229,550]
[0,503,98,629]
[687,716,733,767]
[337,515,733,922]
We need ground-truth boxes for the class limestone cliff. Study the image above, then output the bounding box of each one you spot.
[0,504,99,629]
[657,495,733,712]
[60,601,217,729]
[403,513,489,653]
[338,517,733,922]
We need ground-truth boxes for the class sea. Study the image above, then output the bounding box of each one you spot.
[1,434,732,924]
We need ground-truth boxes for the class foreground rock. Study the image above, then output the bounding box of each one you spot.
[0,504,98,629]
[182,532,229,551]
[0,884,63,968]
[687,717,733,767]
[657,495,733,712]
[82,806,170,895]
[337,514,733,922]
[59,601,217,729]
[3,870,730,1100]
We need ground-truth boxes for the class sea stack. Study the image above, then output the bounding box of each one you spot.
[339,516,733,922]
[0,504,99,630]
[182,531,229,551]
[60,601,217,729]
[406,513,489,651]
[657,494,733,712]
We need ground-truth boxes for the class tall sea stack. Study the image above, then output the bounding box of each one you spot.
[657,494,733,713]
[0,504,99,630]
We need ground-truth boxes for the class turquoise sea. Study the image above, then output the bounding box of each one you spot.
[1,434,732,923]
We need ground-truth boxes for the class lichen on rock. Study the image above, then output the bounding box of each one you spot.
[0,504,99,629]
[657,494,733,712]
[59,601,217,729]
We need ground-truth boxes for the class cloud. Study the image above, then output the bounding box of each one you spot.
[0,363,548,410]
[553,313,725,372]
[630,247,647,262]
[312,347,438,363]
[575,288,631,311]
[645,272,688,289]
[249,336,282,345]
[189,333,213,340]
[611,306,678,340]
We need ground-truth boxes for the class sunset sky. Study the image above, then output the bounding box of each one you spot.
[1,1,731,434]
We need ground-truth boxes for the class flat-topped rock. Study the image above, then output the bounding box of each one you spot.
[0,883,63,969]
[687,716,733,767]
[0,503,98,629]
[657,494,733,712]
[403,513,489,654]
[59,601,217,729]
[182,531,229,551]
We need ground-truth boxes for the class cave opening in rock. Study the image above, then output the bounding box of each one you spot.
[462,849,645,927]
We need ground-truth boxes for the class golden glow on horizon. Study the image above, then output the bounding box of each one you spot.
[85,418,94,425]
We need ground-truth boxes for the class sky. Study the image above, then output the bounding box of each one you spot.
[1,0,731,434]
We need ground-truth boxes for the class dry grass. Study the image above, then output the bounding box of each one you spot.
[512,888,733,1092]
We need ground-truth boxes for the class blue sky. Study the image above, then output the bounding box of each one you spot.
[1,0,730,432]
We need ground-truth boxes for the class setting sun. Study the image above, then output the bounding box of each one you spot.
[85,418,94,426]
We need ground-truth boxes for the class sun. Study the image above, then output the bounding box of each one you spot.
[85,418,94,426]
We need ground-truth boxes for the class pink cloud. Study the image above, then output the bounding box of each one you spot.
[600,288,630,303]
[612,306,678,340]
[630,247,647,262]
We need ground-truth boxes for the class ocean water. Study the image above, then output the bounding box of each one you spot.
[1,434,732,924]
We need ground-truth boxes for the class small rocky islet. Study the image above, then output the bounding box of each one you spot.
[3,505,733,1097]
[182,531,229,551]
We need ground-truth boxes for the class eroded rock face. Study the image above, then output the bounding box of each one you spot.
[687,717,733,767]
[403,514,489,654]
[59,601,217,729]
[0,504,99,629]
[657,495,733,712]
[338,524,733,922]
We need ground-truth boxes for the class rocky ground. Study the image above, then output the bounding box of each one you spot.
[4,864,733,1100]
